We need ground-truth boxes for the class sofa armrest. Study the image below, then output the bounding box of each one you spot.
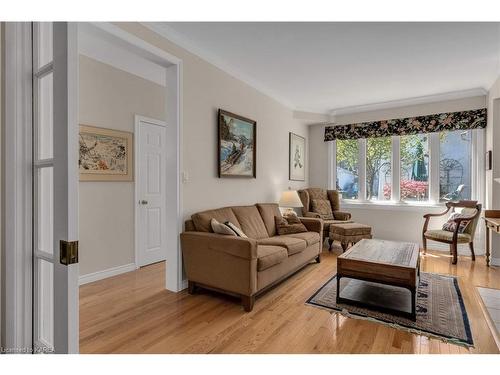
[299,217,324,235]
[304,212,321,219]
[180,231,258,296]
[180,232,258,260]
[334,210,352,221]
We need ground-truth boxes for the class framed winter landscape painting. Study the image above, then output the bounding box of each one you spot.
[218,109,256,178]
[289,132,306,181]
[79,125,134,181]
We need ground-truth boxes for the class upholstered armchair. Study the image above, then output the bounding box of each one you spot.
[298,188,352,243]
[422,200,482,265]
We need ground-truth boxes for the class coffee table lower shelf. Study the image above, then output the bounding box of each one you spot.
[336,274,418,321]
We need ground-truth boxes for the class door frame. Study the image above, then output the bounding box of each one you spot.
[134,115,168,268]
[1,22,184,351]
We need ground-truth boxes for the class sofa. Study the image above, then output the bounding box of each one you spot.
[180,203,323,312]
[297,188,352,241]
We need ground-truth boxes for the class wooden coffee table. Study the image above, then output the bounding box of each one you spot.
[336,238,420,320]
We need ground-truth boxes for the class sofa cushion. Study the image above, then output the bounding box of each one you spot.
[232,206,269,239]
[210,218,237,236]
[282,232,320,247]
[311,199,334,220]
[257,245,288,271]
[307,188,328,200]
[256,203,282,237]
[257,236,307,255]
[275,215,307,235]
[192,207,241,233]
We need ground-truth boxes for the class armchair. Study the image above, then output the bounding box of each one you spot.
[422,200,482,264]
[298,188,352,243]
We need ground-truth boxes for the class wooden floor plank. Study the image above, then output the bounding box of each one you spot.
[80,247,500,354]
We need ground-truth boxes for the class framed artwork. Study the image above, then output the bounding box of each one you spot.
[218,109,256,178]
[79,125,133,181]
[289,132,306,181]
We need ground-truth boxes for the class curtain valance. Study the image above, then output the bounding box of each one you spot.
[324,108,487,141]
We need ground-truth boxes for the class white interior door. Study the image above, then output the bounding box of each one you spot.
[33,22,79,354]
[135,116,168,267]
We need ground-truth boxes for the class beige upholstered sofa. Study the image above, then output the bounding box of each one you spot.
[180,203,323,312]
[298,188,352,240]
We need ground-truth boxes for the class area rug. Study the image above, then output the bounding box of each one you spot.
[306,272,473,347]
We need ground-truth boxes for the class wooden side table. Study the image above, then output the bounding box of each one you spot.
[484,210,500,266]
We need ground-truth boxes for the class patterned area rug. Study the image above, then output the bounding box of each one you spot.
[306,272,473,347]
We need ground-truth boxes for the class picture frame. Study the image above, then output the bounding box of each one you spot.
[218,109,257,178]
[289,132,306,181]
[79,125,134,181]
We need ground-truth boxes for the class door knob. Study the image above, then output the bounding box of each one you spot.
[140,200,148,205]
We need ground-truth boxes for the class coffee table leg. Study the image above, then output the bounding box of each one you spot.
[336,275,341,304]
[411,288,416,321]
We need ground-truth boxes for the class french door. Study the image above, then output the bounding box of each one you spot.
[32,22,79,354]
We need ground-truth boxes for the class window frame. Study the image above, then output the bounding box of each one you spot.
[328,128,485,208]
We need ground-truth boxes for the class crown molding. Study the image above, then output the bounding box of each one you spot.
[142,22,298,111]
[329,88,487,117]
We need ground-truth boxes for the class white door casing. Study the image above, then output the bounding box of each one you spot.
[135,116,168,267]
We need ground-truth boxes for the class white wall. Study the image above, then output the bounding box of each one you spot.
[308,96,487,253]
[78,55,166,276]
[0,22,3,344]
[486,75,500,265]
[115,23,310,222]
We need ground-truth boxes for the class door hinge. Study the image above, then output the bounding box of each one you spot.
[60,240,79,265]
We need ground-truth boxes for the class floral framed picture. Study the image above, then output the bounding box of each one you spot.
[289,132,305,181]
[79,125,134,181]
[218,109,257,178]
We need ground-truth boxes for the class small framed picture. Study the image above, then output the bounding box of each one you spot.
[486,150,492,170]
[289,132,306,181]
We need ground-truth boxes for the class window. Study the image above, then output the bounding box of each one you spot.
[400,134,429,202]
[366,137,391,201]
[439,130,472,202]
[336,139,359,200]
[330,129,480,205]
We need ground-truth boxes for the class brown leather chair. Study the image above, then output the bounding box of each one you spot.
[422,200,482,264]
[298,188,352,243]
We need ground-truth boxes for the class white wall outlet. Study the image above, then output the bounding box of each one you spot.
[182,171,189,183]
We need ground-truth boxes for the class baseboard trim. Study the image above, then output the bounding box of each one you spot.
[79,263,137,285]
[490,257,500,267]
[181,279,188,290]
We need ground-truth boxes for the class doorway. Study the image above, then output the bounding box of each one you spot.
[135,116,168,267]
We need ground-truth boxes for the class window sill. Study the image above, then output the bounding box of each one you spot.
[340,200,446,212]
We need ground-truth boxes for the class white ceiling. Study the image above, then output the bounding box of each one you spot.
[149,22,500,114]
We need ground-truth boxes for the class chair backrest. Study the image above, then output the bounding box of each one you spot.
[298,188,340,216]
[446,200,482,236]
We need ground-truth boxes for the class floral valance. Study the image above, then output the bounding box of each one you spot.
[324,108,487,141]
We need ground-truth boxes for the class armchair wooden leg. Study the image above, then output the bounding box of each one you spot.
[241,295,255,312]
[422,236,427,254]
[451,244,458,265]
[469,242,476,261]
[341,241,349,252]
[315,254,321,263]
[328,238,333,251]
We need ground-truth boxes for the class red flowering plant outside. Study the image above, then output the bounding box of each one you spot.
[383,180,428,200]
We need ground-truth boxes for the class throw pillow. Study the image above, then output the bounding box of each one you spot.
[210,218,237,236]
[311,199,334,220]
[224,221,248,238]
[442,212,475,233]
[275,216,308,235]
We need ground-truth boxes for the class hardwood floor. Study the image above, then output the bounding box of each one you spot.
[80,246,500,354]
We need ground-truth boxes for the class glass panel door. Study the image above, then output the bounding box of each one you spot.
[32,21,80,354]
[33,22,55,353]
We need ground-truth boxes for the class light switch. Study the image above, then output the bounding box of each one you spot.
[182,171,189,183]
